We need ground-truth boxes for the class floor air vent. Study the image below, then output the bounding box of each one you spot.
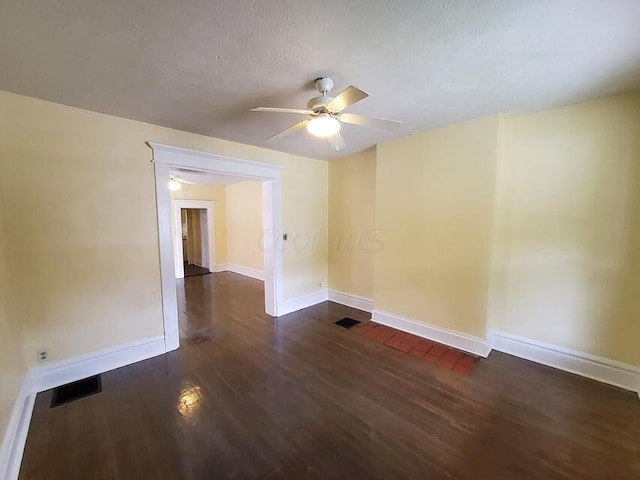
[51,375,102,408]
[334,317,361,329]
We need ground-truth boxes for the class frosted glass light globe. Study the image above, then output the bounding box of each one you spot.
[306,114,341,137]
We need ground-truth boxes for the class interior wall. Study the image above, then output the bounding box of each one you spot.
[326,91,640,369]
[171,183,227,266]
[490,91,640,366]
[0,171,27,451]
[374,115,501,338]
[0,90,328,368]
[280,156,328,297]
[225,181,264,271]
[328,148,377,298]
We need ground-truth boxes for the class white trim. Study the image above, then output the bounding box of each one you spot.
[279,289,328,316]
[29,336,166,393]
[0,376,35,480]
[489,331,640,396]
[328,290,374,313]
[226,263,264,281]
[149,143,284,179]
[371,309,491,357]
[213,263,265,281]
[153,162,180,351]
[172,199,215,279]
[149,143,284,349]
[261,179,282,317]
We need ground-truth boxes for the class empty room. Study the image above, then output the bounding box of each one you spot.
[0,1,638,479]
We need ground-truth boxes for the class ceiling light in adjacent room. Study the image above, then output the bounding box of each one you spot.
[306,114,341,137]
[168,178,181,191]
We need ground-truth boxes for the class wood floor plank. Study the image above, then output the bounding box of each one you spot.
[19,272,640,479]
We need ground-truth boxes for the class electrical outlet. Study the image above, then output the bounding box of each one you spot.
[37,349,48,363]
[319,282,323,288]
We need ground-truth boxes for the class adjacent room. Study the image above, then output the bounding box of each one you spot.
[169,170,268,342]
[180,207,211,277]
[0,1,639,479]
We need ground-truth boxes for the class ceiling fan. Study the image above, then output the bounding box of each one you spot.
[251,77,401,152]
[168,169,204,191]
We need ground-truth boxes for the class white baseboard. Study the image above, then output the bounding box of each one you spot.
[213,263,228,273]
[489,330,640,396]
[0,335,167,479]
[29,335,166,394]
[225,263,264,281]
[328,290,374,313]
[371,309,491,357]
[0,376,35,480]
[278,289,328,316]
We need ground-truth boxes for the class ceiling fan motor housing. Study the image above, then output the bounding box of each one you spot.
[307,95,333,112]
[307,77,335,112]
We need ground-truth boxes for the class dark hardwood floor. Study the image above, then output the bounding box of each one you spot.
[19,272,640,479]
[184,262,210,278]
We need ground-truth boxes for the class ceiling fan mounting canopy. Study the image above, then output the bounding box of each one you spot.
[315,77,334,95]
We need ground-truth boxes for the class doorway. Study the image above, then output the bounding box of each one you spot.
[150,142,284,352]
[172,200,215,279]
[181,208,209,277]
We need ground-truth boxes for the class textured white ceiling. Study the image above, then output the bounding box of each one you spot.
[1,0,639,160]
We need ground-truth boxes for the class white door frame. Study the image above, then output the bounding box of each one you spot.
[172,200,215,278]
[148,142,284,352]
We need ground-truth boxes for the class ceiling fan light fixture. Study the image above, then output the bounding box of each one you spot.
[306,114,341,137]
[168,178,182,192]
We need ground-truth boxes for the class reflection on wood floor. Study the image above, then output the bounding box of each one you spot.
[20,272,640,479]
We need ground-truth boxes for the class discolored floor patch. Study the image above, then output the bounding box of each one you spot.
[352,322,478,375]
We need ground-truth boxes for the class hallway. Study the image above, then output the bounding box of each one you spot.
[18,273,640,479]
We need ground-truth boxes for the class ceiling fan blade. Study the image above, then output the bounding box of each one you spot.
[327,131,346,152]
[251,107,313,115]
[267,120,309,142]
[326,86,369,113]
[339,113,402,130]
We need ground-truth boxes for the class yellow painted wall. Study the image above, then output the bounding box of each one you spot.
[280,158,328,295]
[329,93,640,369]
[0,173,27,448]
[374,115,501,337]
[171,183,227,266]
[328,148,377,298]
[225,181,264,271]
[491,92,640,366]
[0,90,328,367]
